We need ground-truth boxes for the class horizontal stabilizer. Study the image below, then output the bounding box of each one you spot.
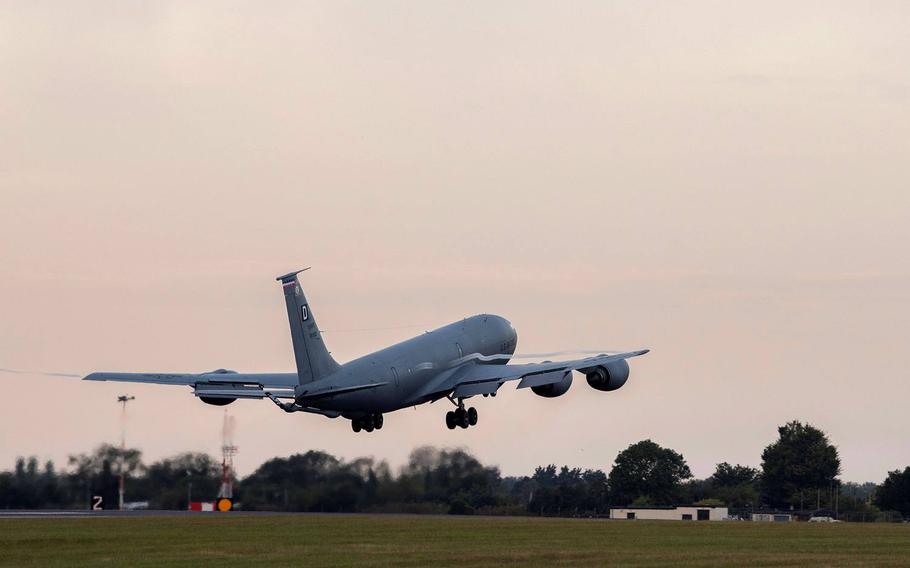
[275,267,310,281]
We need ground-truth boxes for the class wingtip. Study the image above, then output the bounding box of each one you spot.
[83,372,116,381]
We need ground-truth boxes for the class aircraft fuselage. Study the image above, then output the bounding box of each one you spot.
[309,314,517,416]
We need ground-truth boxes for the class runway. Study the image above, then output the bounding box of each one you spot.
[0,510,550,521]
[0,509,300,519]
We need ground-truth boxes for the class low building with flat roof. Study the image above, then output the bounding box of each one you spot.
[610,505,729,521]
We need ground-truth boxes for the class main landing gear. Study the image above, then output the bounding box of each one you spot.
[351,413,383,433]
[445,399,478,430]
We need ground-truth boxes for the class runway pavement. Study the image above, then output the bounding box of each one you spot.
[0,510,540,521]
[0,509,296,519]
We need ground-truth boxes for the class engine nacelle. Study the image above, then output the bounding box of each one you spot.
[531,373,573,398]
[199,397,236,406]
[585,359,630,392]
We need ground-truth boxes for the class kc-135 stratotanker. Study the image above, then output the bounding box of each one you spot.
[86,269,649,432]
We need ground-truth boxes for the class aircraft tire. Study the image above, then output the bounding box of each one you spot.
[467,407,478,426]
[445,411,457,429]
[352,420,362,433]
[374,414,384,429]
[457,409,469,429]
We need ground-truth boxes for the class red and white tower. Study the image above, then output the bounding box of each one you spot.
[217,411,237,511]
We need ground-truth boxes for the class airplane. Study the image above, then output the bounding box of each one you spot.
[85,269,649,432]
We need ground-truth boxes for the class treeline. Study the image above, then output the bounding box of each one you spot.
[0,446,221,511]
[2,420,909,520]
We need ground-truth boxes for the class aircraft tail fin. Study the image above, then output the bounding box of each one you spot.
[276,269,340,385]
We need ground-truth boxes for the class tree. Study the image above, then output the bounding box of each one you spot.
[240,451,392,512]
[142,452,220,509]
[524,465,608,516]
[239,451,341,511]
[706,462,760,507]
[679,478,713,505]
[761,421,840,509]
[694,498,725,507]
[710,463,759,487]
[40,460,64,508]
[68,445,144,509]
[608,440,692,506]
[397,447,502,514]
[875,468,910,518]
[838,482,878,517]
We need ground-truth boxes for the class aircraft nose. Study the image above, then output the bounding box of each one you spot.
[496,316,517,342]
[483,314,517,344]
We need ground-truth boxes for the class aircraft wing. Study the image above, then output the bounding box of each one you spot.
[83,370,387,404]
[83,371,298,389]
[419,350,649,399]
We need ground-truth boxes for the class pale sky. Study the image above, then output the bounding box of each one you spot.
[1,1,908,482]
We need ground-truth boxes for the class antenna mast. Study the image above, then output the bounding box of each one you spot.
[217,411,237,511]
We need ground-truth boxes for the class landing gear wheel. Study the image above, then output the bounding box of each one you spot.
[374,414,384,430]
[363,415,375,432]
[352,419,362,433]
[457,408,469,429]
[446,411,457,430]
[467,407,478,426]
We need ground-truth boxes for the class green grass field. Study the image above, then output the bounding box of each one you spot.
[2,514,909,567]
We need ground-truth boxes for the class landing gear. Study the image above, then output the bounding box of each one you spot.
[444,398,478,430]
[351,413,383,433]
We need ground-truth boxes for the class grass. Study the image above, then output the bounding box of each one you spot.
[1,514,909,567]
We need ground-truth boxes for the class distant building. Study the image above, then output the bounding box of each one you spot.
[610,506,729,521]
[752,513,792,522]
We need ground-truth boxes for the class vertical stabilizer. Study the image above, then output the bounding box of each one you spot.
[276,269,340,384]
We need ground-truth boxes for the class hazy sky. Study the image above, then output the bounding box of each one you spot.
[1,1,908,482]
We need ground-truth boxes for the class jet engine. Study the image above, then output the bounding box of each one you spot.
[584,359,630,392]
[197,370,240,406]
[531,373,573,398]
[200,397,236,406]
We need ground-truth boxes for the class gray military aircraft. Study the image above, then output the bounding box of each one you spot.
[85,269,649,432]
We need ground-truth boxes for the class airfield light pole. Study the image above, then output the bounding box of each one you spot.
[117,395,135,511]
